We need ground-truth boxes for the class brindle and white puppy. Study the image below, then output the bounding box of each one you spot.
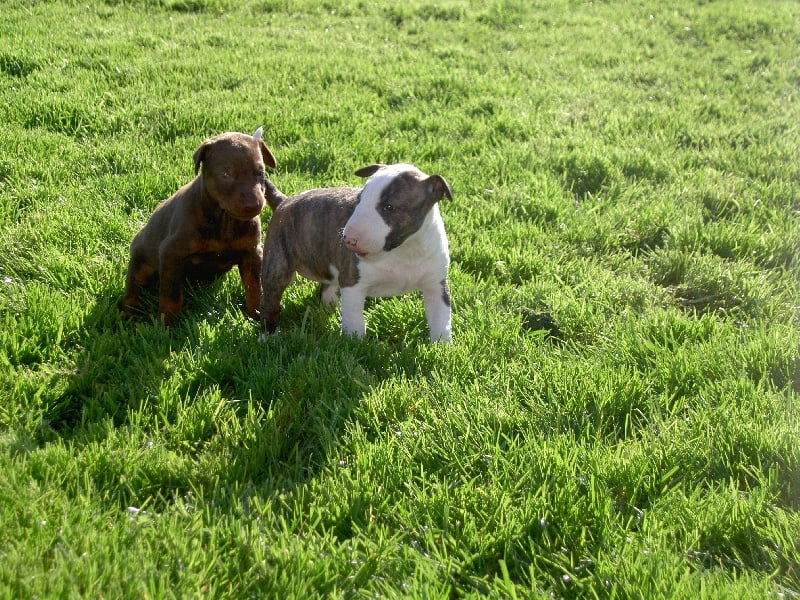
[259,163,453,342]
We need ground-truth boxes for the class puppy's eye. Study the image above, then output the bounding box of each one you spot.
[382,203,394,212]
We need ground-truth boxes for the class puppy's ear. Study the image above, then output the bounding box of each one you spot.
[426,174,453,202]
[259,141,277,170]
[193,141,211,175]
[355,164,385,178]
[251,126,277,169]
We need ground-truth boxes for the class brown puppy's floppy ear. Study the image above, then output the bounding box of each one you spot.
[426,174,453,202]
[355,164,386,178]
[193,140,211,175]
[252,126,277,169]
[259,141,277,170]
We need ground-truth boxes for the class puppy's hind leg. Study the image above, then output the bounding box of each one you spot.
[259,251,295,340]
[319,282,340,307]
[120,254,155,318]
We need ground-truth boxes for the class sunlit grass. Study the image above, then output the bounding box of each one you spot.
[1,0,798,597]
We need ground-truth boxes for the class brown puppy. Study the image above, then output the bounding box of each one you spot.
[120,127,277,326]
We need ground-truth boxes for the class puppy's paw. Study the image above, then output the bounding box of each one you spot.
[119,297,142,319]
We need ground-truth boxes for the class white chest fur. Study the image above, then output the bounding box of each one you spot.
[355,208,449,297]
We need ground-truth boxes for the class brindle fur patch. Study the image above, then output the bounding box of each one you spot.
[440,279,451,307]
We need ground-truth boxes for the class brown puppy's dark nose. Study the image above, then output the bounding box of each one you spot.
[236,188,265,212]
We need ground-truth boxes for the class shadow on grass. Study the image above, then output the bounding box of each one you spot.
[35,278,433,507]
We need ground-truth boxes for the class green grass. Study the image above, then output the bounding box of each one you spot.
[1,0,799,597]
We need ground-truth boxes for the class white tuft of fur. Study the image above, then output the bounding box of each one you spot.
[252,126,263,141]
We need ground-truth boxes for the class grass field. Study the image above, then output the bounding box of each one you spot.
[1,0,799,597]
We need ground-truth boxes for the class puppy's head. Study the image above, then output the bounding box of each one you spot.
[193,127,277,220]
[342,163,452,257]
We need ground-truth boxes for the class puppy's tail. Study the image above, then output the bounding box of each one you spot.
[264,180,289,212]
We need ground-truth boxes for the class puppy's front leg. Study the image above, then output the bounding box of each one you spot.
[238,246,263,320]
[423,279,452,343]
[340,286,367,338]
[157,241,185,327]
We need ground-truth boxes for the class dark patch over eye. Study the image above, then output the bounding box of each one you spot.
[377,174,435,250]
